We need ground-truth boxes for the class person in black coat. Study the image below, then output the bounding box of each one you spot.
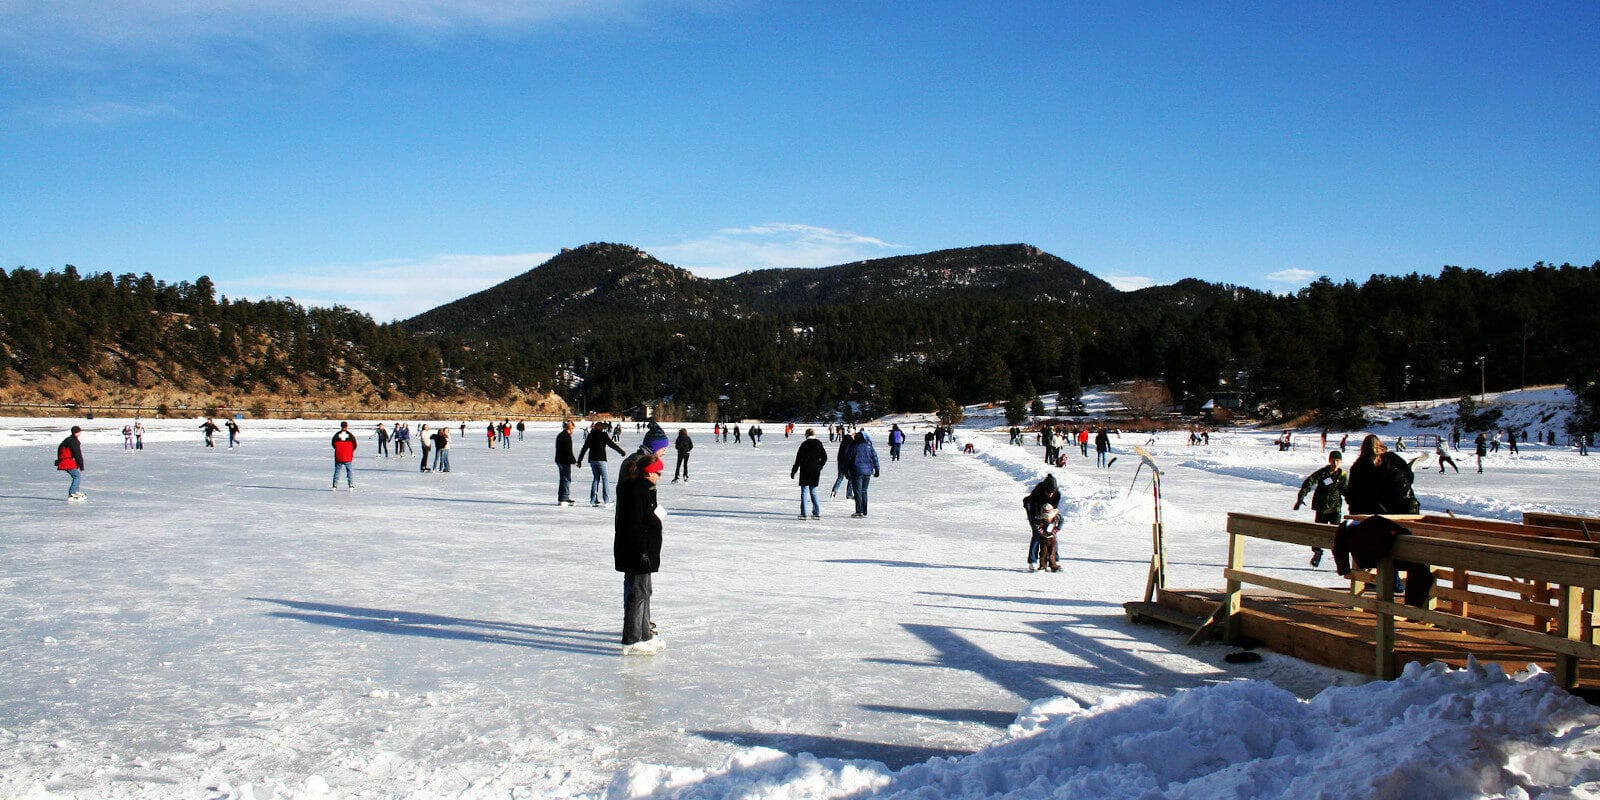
[577,422,627,506]
[614,451,665,653]
[672,428,694,483]
[1343,433,1432,605]
[1344,435,1416,515]
[1022,474,1061,570]
[791,428,829,519]
[554,420,578,505]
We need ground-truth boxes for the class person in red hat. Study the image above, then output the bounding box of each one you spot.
[614,430,667,654]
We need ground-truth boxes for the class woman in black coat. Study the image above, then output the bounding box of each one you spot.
[1344,434,1415,515]
[1022,474,1061,569]
[791,429,829,519]
[614,452,665,654]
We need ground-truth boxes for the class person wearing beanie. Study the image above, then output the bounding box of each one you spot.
[640,423,669,457]
[614,447,666,655]
[57,425,86,501]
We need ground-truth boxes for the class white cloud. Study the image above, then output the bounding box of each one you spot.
[1101,274,1156,292]
[224,251,554,323]
[25,100,180,126]
[650,223,904,278]
[1265,268,1318,286]
[0,0,652,52]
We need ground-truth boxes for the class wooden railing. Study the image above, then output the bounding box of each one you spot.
[1222,512,1600,686]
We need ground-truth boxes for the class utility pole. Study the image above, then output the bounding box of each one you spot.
[1477,356,1486,402]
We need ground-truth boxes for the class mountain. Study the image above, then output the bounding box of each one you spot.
[405,243,744,338]
[723,244,1117,313]
[403,242,1115,337]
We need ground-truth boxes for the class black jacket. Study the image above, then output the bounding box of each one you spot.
[613,476,662,574]
[1345,452,1414,515]
[1023,474,1060,516]
[791,438,828,486]
[577,428,625,463]
[675,431,694,453]
[836,438,856,476]
[555,430,577,464]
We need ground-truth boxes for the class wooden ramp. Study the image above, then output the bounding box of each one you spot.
[1131,587,1600,693]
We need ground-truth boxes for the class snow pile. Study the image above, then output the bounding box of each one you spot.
[604,661,1600,799]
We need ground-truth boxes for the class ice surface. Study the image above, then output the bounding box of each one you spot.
[2,392,1597,798]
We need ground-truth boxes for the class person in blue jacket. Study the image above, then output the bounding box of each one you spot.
[848,431,881,517]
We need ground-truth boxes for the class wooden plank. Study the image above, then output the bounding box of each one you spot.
[1401,523,1600,556]
[1376,560,1398,679]
[1224,568,1600,661]
[1123,601,1205,630]
[1223,531,1246,643]
[1560,585,1583,688]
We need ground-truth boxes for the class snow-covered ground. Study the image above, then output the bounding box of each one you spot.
[2,389,1598,799]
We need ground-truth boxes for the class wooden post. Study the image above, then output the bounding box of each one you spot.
[1223,530,1246,643]
[1558,584,1583,689]
[1375,558,1398,680]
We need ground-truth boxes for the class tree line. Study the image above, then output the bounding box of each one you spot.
[4,260,1597,432]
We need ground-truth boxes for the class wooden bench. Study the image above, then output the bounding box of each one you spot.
[1222,512,1600,686]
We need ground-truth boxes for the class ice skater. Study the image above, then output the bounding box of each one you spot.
[331,421,357,490]
[1293,450,1346,568]
[56,425,87,502]
[615,434,667,655]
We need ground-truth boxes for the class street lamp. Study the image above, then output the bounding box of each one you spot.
[1477,356,1485,402]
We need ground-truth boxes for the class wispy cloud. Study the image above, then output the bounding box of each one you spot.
[1101,274,1156,292]
[25,100,181,126]
[224,251,554,323]
[650,223,905,278]
[1264,268,1318,286]
[0,0,651,53]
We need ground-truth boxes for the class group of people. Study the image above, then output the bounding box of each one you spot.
[790,427,880,519]
[120,418,146,451]
[1292,434,1434,605]
[1035,425,1114,468]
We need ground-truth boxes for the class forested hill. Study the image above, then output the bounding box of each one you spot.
[400,246,1600,429]
[6,248,1599,431]
[0,266,565,416]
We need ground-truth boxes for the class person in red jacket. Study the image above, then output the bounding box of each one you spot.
[331,421,357,491]
[57,425,86,501]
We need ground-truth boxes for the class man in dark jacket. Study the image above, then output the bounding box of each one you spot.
[577,422,627,506]
[57,425,86,501]
[554,420,578,505]
[614,444,665,654]
[1294,450,1346,567]
[791,428,829,519]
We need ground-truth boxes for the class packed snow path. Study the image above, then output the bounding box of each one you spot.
[2,415,1597,797]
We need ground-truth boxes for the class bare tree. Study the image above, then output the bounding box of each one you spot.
[1118,380,1173,419]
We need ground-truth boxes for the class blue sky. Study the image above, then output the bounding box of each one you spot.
[3,2,1597,321]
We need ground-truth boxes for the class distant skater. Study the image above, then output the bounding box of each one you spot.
[57,425,87,502]
[672,428,693,483]
[847,431,880,518]
[555,420,578,504]
[133,418,145,451]
[226,418,241,448]
[1435,440,1459,473]
[418,424,432,472]
[331,421,357,491]
[791,428,828,520]
[200,418,220,448]
[577,422,627,506]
